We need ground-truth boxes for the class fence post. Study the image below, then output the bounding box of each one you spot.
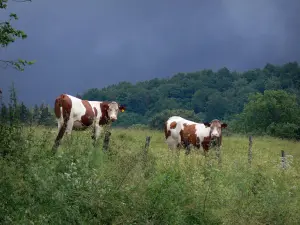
[143,136,151,171]
[216,138,222,165]
[102,131,111,152]
[144,136,151,153]
[281,150,286,169]
[248,136,253,166]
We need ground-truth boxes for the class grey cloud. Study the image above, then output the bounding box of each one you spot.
[0,0,299,105]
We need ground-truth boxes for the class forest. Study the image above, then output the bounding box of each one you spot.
[1,62,300,139]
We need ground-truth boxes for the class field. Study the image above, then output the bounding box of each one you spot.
[1,125,300,225]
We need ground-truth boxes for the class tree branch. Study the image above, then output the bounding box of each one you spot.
[0,59,13,69]
[0,59,36,71]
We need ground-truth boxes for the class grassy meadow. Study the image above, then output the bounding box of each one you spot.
[1,125,300,224]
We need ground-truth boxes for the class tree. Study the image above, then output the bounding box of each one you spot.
[39,104,54,126]
[205,92,228,121]
[8,82,18,123]
[32,104,40,123]
[234,90,300,139]
[0,0,35,71]
[19,101,30,123]
[0,102,8,122]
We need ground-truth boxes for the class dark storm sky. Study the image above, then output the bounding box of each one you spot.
[1,0,300,105]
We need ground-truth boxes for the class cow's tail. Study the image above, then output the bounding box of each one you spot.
[164,121,169,139]
[54,96,63,119]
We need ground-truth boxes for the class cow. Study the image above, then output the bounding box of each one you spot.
[52,93,126,151]
[164,116,227,155]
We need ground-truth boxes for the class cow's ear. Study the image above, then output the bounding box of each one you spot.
[119,105,126,112]
[204,122,210,127]
[221,123,228,128]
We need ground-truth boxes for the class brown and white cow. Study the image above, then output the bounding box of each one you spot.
[52,93,126,150]
[164,116,227,155]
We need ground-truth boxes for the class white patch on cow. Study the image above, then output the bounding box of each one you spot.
[211,126,220,137]
[195,123,210,143]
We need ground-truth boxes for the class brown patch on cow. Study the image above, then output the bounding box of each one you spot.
[180,124,198,148]
[170,121,177,129]
[202,136,211,152]
[93,107,98,117]
[54,94,72,119]
[99,101,110,125]
[81,100,95,126]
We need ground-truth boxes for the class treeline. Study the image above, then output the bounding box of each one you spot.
[82,62,300,126]
[81,62,300,139]
[1,62,300,139]
[0,85,55,126]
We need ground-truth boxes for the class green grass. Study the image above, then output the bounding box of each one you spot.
[1,125,300,225]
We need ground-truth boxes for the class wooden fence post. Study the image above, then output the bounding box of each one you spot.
[142,136,151,171]
[102,131,111,152]
[144,136,151,153]
[281,150,286,169]
[248,136,253,166]
[216,139,222,165]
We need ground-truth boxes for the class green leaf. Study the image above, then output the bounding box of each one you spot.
[9,13,18,20]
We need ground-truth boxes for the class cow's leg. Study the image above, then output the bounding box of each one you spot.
[65,118,74,135]
[57,113,64,129]
[52,118,69,152]
[64,118,74,144]
[201,143,209,157]
[91,121,103,146]
[181,137,191,155]
[166,136,178,150]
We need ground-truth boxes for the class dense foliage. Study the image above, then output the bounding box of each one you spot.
[81,62,300,139]
[232,90,300,139]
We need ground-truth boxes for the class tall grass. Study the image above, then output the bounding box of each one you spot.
[1,125,300,224]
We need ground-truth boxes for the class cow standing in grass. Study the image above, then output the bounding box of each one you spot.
[164,116,227,155]
[52,94,126,151]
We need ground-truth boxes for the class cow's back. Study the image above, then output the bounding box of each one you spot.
[165,116,199,149]
[55,94,88,121]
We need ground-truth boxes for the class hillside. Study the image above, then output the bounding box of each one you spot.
[82,62,300,128]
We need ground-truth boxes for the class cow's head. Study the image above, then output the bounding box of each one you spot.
[100,101,126,122]
[204,119,227,139]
